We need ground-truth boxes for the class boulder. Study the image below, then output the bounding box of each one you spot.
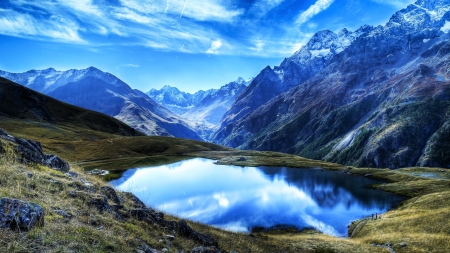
[138,243,164,253]
[178,220,218,247]
[0,197,45,231]
[101,186,120,204]
[191,246,221,253]
[123,192,146,208]
[0,128,70,172]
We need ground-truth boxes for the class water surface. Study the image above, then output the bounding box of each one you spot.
[110,158,404,236]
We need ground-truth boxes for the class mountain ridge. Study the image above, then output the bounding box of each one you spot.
[0,68,203,141]
[211,0,450,169]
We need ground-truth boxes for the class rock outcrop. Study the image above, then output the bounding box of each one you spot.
[0,197,45,231]
[0,129,70,172]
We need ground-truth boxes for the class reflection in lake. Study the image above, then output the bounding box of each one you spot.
[109,158,404,236]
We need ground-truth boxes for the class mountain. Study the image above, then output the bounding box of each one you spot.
[213,27,372,138]
[183,77,250,127]
[0,77,141,137]
[147,86,215,115]
[0,67,203,141]
[212,0,450,169]
[0,67,128,94]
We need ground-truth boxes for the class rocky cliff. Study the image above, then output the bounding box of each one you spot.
[212,0,450,169]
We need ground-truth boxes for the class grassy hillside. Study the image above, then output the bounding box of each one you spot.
[1,77,450,252]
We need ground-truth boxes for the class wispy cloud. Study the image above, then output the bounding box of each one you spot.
[296,0,335,25]
[369,0,415,9]
[248,0,286,18]
[0,0,407,58]
[124,64,140,68]
[206,40,223,54]
[0,8,86,43]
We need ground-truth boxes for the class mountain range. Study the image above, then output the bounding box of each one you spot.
[1,0,449,169]
[211,0,450,169]
[0,67,202,141]
[147,78,250,127]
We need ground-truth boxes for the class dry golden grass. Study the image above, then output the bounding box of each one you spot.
[2,117,450,252]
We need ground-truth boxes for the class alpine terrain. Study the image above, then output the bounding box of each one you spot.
[148,78,250,125]
[212,0,450,169]
[0,67,202,141]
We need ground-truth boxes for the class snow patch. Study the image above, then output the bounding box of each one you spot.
[441,21,450,33]
[309,48,331,58]
[423,38,430,43]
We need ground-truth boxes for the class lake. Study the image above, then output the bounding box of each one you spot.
[109,158,404,236]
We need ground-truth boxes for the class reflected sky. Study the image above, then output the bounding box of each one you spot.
[110,158,404,236]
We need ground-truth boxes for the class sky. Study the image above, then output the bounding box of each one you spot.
[0,0,415,93]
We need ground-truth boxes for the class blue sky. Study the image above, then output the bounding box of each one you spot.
[0,0,415,92]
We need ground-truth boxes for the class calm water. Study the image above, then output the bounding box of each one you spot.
[109,158,404,236]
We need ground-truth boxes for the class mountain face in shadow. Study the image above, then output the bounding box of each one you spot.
[0,77,141,137]
[212,1,450,169]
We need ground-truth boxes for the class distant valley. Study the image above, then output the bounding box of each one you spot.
[0,67,249,141]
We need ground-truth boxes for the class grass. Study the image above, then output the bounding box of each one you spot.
[1,113,450,252]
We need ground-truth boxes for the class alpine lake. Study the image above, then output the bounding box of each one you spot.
[85,157,404,237]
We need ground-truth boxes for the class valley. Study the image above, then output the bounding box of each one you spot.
[1,0,450,252]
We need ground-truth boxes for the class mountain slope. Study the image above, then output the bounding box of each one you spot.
[0,77,141,137]
[212,0,450,169]
[212,27,373,141]
[182,77,249,127]
[47,76,202,140]
[0,67,129,94]
[147,86,214,115]
[0,67,203,141]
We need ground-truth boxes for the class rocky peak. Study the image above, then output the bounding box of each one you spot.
[306,30,338,50]
[415,0,450,10]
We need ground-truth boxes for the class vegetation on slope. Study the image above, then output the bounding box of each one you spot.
[1,76,450,252]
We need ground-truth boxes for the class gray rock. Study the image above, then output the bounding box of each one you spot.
[0,128,70,172]
[53,209,72,218]
[400,242,407,247]
[178,220,218,247]
[123,192,146,208]
[0,197,45,231]
[101,186,120,204]
[191,246,221,253]
[165,235,176,241]
[139,243,164,253]
[86,169,109,175]
[65,171,78,178]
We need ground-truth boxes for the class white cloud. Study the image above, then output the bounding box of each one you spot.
[120,0,243,22]
[124,64,140,68]
[113,7,156,24]
[58,0,102,16]
[0,9,85,43]
[206,39,223,54]
[250,40,265,52]
[370,0,415,9]
[296,0,335,25]
[249,0,285,18]
[0,0,339,57]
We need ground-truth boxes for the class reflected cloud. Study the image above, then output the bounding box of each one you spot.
[110,158,404,236]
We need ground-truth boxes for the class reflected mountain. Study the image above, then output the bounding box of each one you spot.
[109,158,404,236]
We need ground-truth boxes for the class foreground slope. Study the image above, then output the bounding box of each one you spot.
[212,0,450,169]
[1,75,450,252]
